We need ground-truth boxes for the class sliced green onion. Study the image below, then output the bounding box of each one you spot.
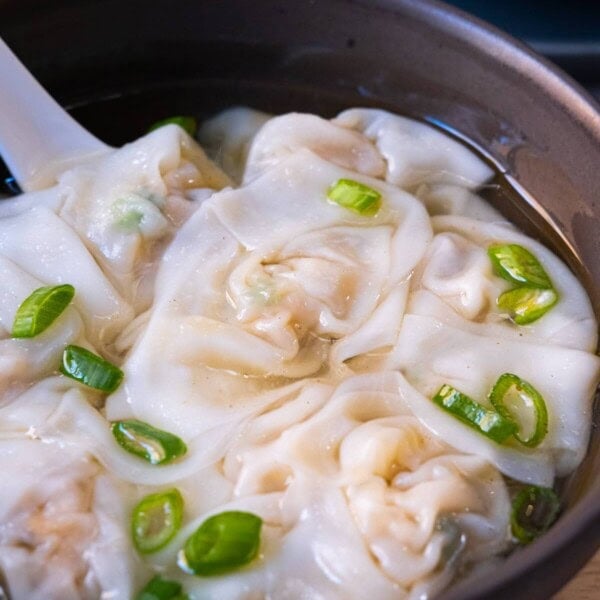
[60,345,123,392]
[116,209,144,230]
[178,511,262,576]
[12,284,75,338]
[327,178,382,216]
[111,419,187,465]
[135,575,187,600]
[148,116,197,137]
[489,373,548,448]
[497,286,558,325]
[488,244,553,288]
[511,485,560,544]
[132,489,184,554]
[112,198,144,231]
[432,384,517,444]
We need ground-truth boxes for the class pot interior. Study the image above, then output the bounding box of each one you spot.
[1,1,599,598]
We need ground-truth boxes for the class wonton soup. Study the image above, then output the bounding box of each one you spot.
[0,107,598,599]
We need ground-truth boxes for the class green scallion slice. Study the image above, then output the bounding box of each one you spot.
[12,284,75,338]
[60,345,123,392]
[327,178,382,216]
[497,286,558,325]
[111,419,187,465]
[178,511,262,576]
[432,384,517,444]
[488,244,553,288]
[135,575,187,600]
[148,116,197,137]
[511,485,560,544]
[489,373,548,448]
[112,198,144,231]
[132,489,184,554]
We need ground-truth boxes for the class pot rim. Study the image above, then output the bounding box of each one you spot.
[378,1,600,597]
[1,0,599,597]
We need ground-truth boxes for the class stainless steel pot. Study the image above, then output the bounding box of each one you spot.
[1,1,599,598]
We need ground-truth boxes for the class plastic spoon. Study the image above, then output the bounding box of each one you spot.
[0,36,111,192]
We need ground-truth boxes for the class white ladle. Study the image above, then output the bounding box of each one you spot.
[0,37,111,192]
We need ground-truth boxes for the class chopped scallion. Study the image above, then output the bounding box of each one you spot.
[178,511,262,576]
[132,489,184,554]
[12,284,75,338]
[149,116,197,137]
[497,286,558,325]
[111,419,187,465]
[327,178,382,216]
[135,575,188,600]
[432,384,517,443]
[489,373,548,447]
[112,198,144,231]
[60,345,123,392]
[511,485,560,544]
[488,244,553,288]
[488,244,558,325]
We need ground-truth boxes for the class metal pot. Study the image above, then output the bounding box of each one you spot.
[1,1,599,598]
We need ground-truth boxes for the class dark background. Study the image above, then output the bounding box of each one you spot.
[449,0,600,98]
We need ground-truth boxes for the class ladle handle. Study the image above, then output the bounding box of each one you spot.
[0,37,110,192]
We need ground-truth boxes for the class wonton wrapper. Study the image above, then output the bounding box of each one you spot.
[107,150,431,439]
